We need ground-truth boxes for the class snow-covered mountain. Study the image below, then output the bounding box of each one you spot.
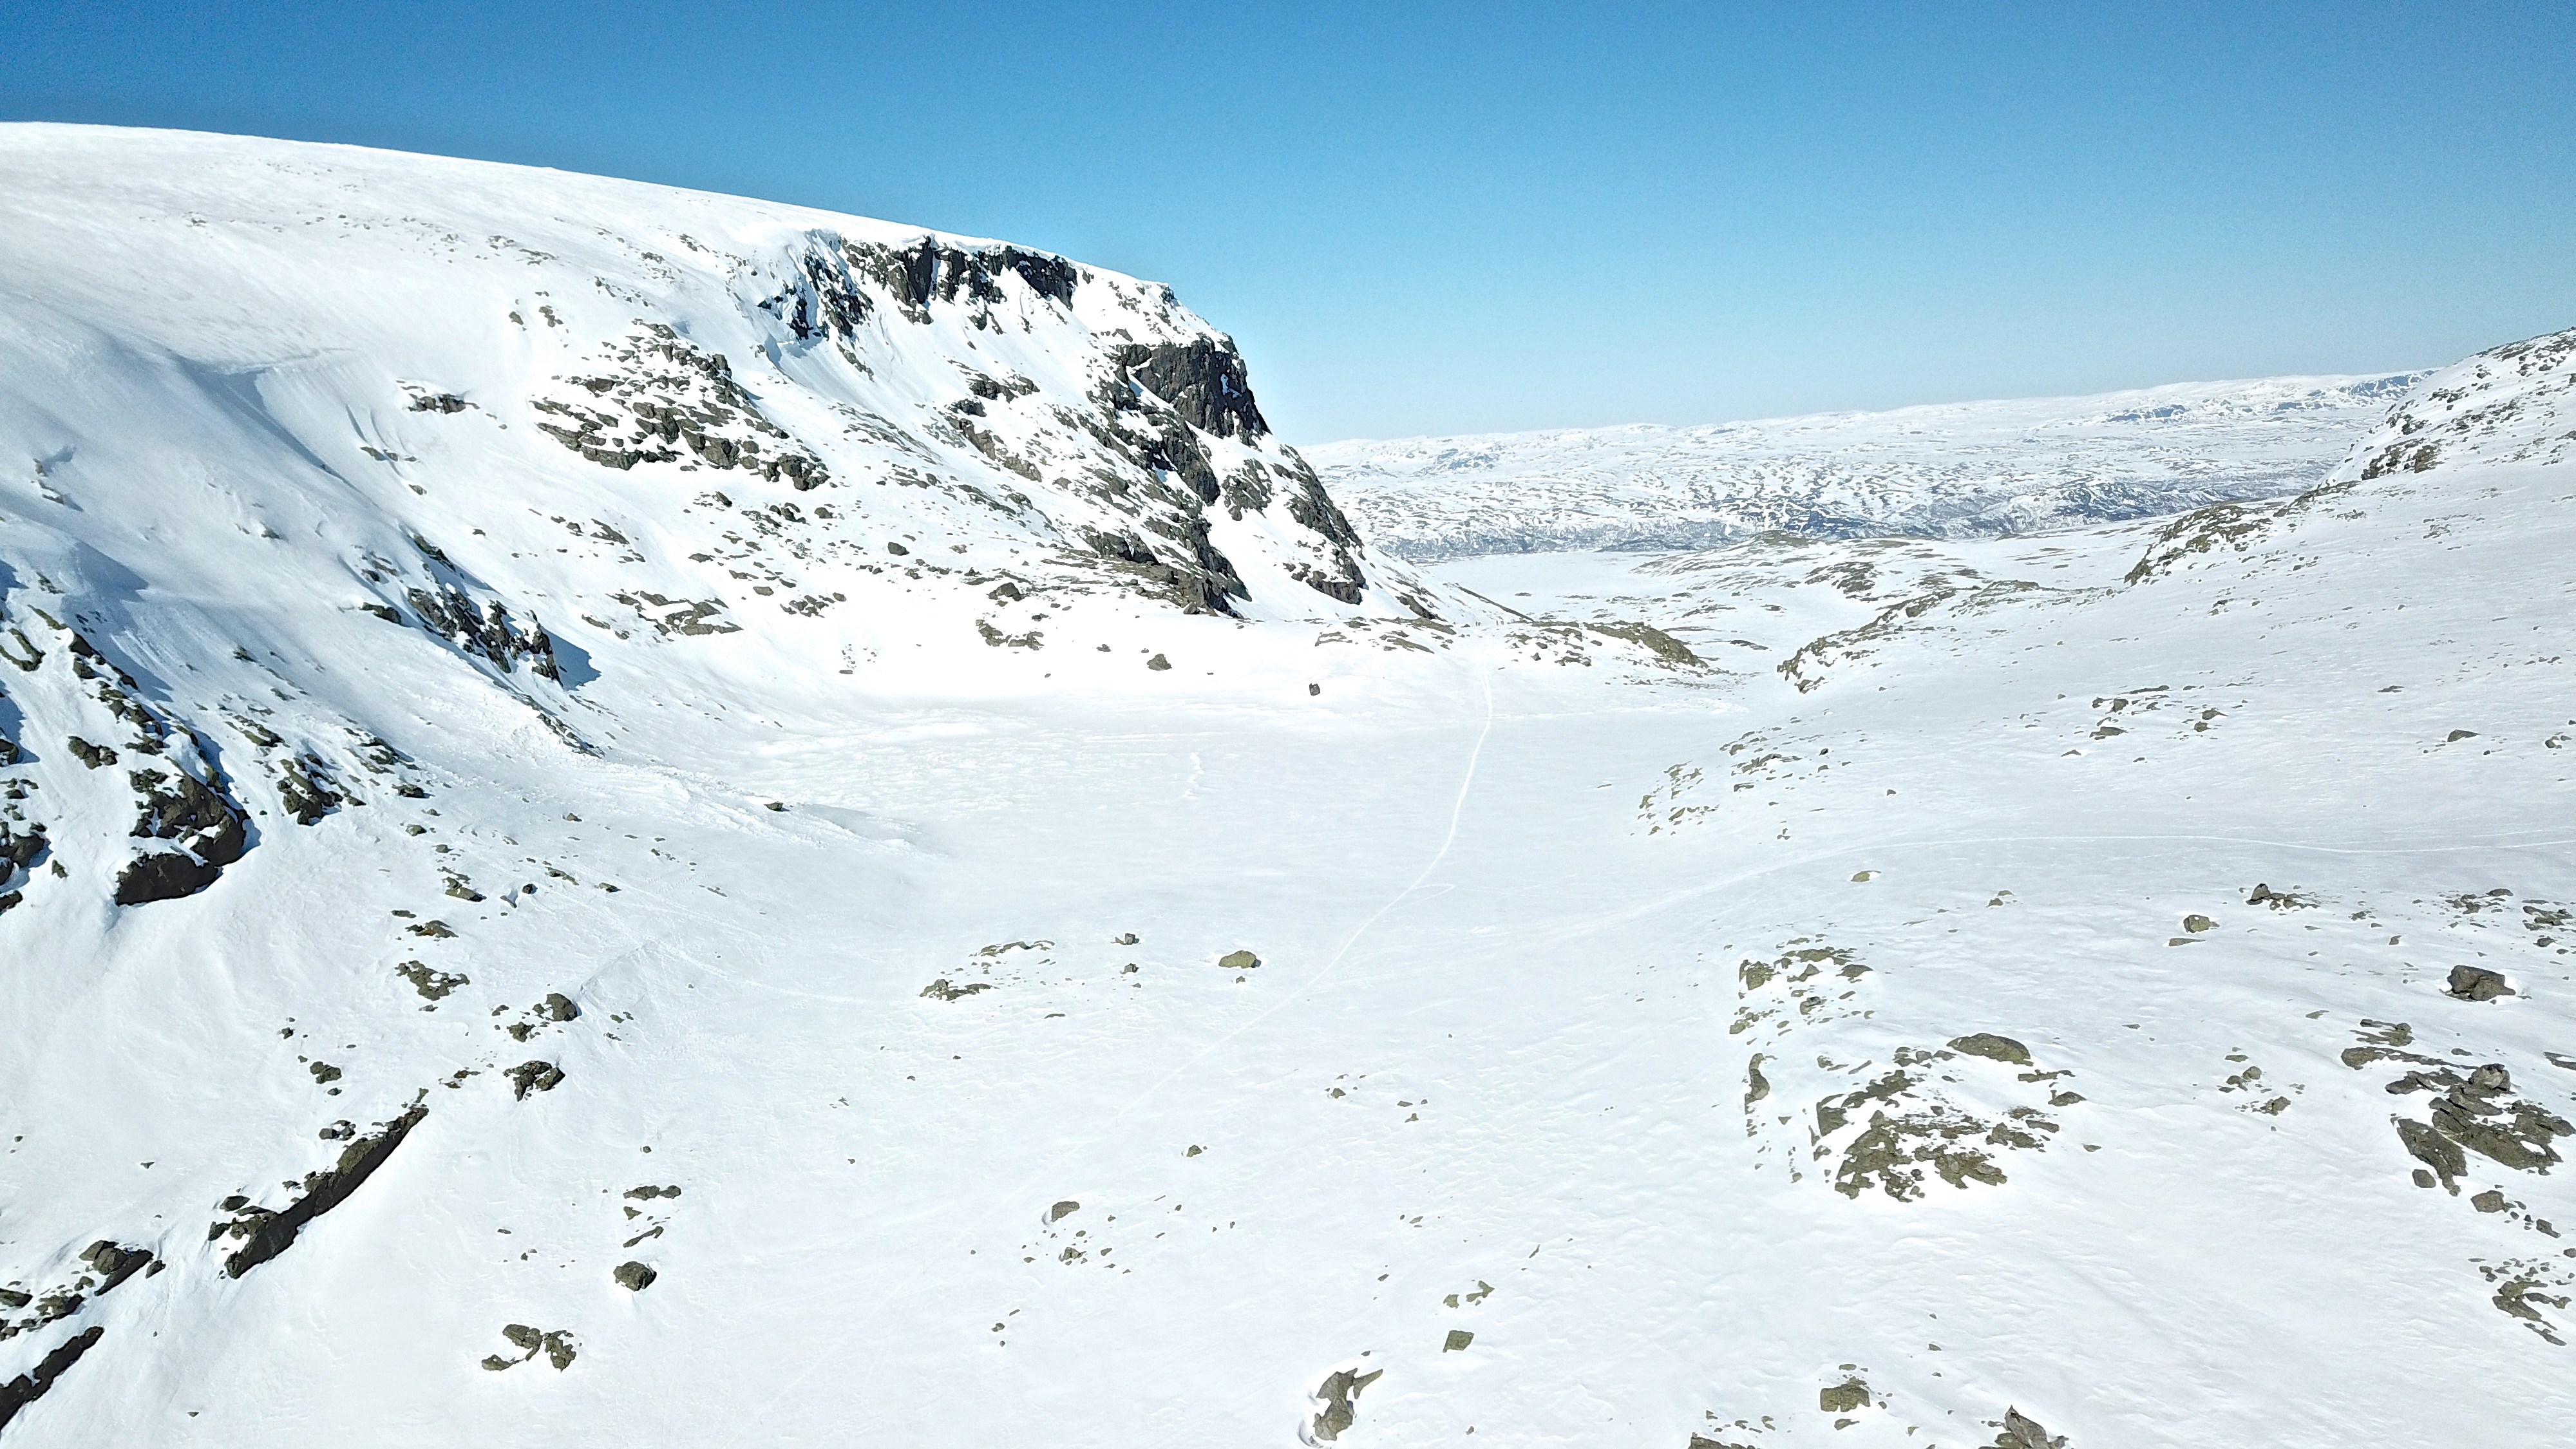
[1,125,2571,1449]
[1312,374,2425,558]
[0,122,1438,690]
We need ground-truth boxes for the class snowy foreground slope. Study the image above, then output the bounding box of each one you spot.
[1312,373,2424,559]
[0,127,2571,1449]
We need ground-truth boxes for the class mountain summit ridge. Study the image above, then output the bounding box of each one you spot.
[0,122,1429,670]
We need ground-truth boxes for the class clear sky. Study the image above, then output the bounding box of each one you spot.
[9,2,2573,441]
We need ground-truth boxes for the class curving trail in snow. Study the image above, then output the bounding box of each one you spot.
[726,672,1501,1446]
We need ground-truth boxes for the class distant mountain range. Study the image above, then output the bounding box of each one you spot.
[1310,372,2427,557]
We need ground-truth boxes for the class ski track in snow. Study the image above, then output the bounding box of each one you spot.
[732,672,1499,1444]
[1505,828,2576,958]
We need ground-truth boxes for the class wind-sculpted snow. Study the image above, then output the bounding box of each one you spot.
[0,125,2571,1448]
[1311,373,2423,558]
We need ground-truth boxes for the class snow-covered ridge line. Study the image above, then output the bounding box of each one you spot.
[0,121,1428,668]
[2334,327,2575,480]
[1311,371,2429,558]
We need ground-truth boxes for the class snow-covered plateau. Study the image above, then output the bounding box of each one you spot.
[1312,374,2427,560]
[0,125,2570,1449]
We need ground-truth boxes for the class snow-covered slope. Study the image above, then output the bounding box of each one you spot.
[1,125,2570,1449]
[1312,373,2424,558]
[0,122,1437,693]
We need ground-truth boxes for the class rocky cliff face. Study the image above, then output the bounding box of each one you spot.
[0,122,1472,955]
[0,125,1427,685]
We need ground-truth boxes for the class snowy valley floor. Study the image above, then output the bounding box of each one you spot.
[9,457,2573,1448]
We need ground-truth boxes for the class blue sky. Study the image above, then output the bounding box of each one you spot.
[9,2,2572,440]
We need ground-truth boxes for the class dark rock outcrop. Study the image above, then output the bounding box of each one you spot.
[130,768,247,866]
[1285,562,1363,605]
[1993,1406,2069,1448]
[1142,511,1248,611]
[1309,1365,1383,1443]
[757,238,873,345]
[218,1104,428,1277]
[849,239,1080,324]
[1280,462,1370,603]
[115,763,249,905]
[113,850,220,906]
[1083,520,1247,616]
[0,820,45,876]
[0,1325,104,1433]
[272,756,345,825]
[1113,339,1267,440]
[404,583,558,680]
[78,1242,152,1294]
[486,1323,578,1371]
[1005,251,1079,307]
[1584,620,1700,665]
[535,325,827,491]
[1947,1034,2033,1066]
[2447,964,2510,1000]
